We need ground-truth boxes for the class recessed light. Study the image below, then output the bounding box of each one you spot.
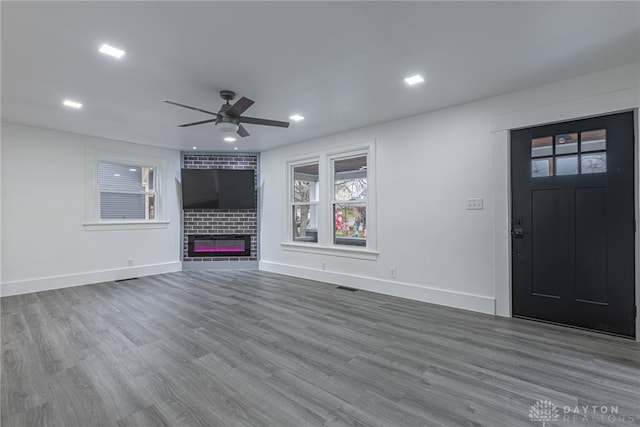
[224,136,237,143]
[99,43,126,59]
[404,74,424,86]
[114,173,121,177]
[289,114,304,121]
[129,168,137,172]
[192,146,197,150]
[234,147,238,150]
[62,99,82,109]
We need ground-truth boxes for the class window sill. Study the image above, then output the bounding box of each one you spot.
[281,242,378,260]
[83,220,170,231]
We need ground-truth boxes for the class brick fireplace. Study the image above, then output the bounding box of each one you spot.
[182,154,257,266]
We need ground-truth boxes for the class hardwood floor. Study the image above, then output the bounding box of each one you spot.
[2,270,639,426]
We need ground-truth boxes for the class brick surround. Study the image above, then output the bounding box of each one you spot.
[182,154,258,262]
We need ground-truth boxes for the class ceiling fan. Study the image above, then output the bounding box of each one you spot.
[162,90,289,138]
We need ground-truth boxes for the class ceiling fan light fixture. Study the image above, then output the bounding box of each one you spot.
[224,136,237,143]
[289,114,304,121]
[217,122,239,134]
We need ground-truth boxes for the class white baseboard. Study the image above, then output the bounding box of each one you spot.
[259,261,496,315]
[0,262,182,297]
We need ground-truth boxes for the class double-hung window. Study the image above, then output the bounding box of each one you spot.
[291,162,319,242]
[332,155,367,247]
[98,161,156,220]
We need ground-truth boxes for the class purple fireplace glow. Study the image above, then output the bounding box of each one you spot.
[187,235,251,257]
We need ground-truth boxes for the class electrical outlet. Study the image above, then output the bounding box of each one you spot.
[321,262,326,270]
[466,198,484,210]
[389,267,396,278]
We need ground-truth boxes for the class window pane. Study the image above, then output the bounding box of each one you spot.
[556,155,578,175]
[100,193,146,219]
[145,167,155,191]
[146,194,156,219]
[555,133,578,155]
[293,205,318,242]
[581,153,607,174]
[99,162,154,192]
[334,156,367,201]
[581,129,606,152]
[532,158,553,177]
[531,137,552,158]
[293,163,319,203]
[334,203,366,246]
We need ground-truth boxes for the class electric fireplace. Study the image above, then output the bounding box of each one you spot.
[187,235,251,257]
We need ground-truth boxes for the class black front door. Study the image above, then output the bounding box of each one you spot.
[511,111,635,338]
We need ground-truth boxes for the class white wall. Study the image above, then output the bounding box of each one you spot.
[260,62,640,316]
[1,123,182,296]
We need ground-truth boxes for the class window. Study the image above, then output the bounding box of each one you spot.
[284,140,376,258]
[292,162,319,242]
[530,129,607,177]
[84,150,169,230]
[98,161,156,220]
[332,155,367,247]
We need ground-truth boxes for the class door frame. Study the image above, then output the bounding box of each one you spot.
[490,93,639,341]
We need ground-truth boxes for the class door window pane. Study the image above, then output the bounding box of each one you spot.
[334,203,366,246]
[556,156,578,175]
[531,137,552,158]
[532,158,553,177]
[581,129,606,152]
[581,153,607,174]
[555,133,578,155]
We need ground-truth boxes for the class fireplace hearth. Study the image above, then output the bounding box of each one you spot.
[187,235,251,257]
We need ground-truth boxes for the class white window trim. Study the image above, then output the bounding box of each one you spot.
[281,140,377,257]
[286,157,321,243]
[329,148,371,249]
[281,242,378,260]
[83,221,170,231]
[84,149,169,230]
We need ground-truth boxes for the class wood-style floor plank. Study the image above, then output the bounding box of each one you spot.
[1,270,639,426]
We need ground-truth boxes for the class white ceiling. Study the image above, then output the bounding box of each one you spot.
[2,1,639,153]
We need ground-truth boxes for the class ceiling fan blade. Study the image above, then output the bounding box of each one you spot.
[238,116,290,128]
[237,124,250,137]
[226,96,254,117]
[178,118,218,127]
[162,100,220,117]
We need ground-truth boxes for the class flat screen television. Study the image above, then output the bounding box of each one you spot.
[181,168,256,209]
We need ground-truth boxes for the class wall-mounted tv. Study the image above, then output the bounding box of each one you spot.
[181,169,256,209]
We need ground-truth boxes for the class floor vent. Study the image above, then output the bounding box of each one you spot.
[115,278,139,282]
[336,286,359,292]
